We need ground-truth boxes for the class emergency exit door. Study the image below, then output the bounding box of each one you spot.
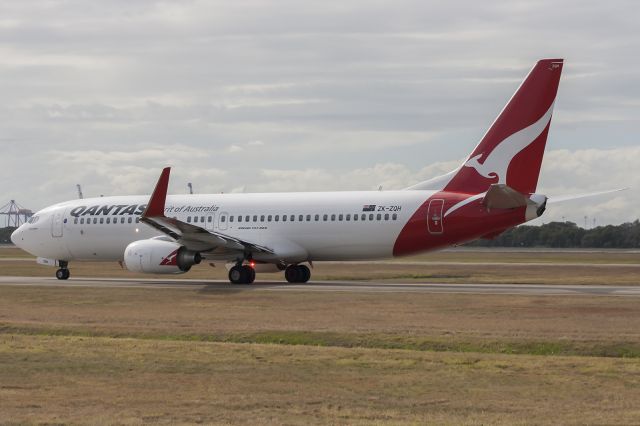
[427,199,444,234]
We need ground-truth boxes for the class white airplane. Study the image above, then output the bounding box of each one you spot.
[11,58,614,284]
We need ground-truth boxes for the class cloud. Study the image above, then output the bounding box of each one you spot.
[0,0,638,226]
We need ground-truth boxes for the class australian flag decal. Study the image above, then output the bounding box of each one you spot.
[362,205,376,212]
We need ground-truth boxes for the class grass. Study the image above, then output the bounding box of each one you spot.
[1,334,640,425]
[2,248,640,423]
[3,325,640,358]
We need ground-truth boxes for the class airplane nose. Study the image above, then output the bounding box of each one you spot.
[10,227,22,246]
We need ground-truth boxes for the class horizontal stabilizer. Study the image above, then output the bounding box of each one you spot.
[482,184,529,210]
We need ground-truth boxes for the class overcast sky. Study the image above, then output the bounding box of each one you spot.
[1,0,638,226]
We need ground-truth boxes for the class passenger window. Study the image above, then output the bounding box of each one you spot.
[323,214,328,221]
[221,216,226,222]
[201,216,205,223]
[306,214,311,221]
[369,214,373,221]
[194,216,198,223]
[246,215,250,222]
[208,216,212,222]
[315,214,319,221]
[346,214,350,221]
[290,215,295,221]
[74,218,78,224]
[121,217,125,224]
[187,216,192,223]
[377,213,382,220]
[282,215,286,222]
[362,214,366,221]
[260,215,265,222]
[106,218,110,224]
[230,216,234,222]
[299,215,303,222]
[80,218,84,224]
[275,215,279,222]
[384,213,389,220]
[392,213,397,220]
[338,214,343,221]
[331,214,336,221]
[100,218,104,224]
[353,214,358,221]
[238,216,243,222]
[128,217,132,224]
[268,215,272,222]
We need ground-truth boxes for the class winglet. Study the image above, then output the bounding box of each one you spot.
[142,167,170,218]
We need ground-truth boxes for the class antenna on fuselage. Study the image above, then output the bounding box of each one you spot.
[76,184,84,199]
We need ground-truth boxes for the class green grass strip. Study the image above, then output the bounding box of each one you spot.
[2,324,639,358]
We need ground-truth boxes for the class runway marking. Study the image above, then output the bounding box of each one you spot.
[0,276,639,297]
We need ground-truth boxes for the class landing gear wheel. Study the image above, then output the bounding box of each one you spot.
[285,265,311,283]
[229,265,255,284]
[297,265,310,283]
[285,265,300,283]
[229,266,244,284]
[241,265,256,284]
[56,268,70,280]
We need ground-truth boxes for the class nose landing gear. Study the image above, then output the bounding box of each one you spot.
[55,260,70,280]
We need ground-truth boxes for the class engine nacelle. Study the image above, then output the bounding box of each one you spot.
[124,239,201,274]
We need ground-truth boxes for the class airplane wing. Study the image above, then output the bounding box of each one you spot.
[140,167,274,256]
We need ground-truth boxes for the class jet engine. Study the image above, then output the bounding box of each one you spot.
[124,239,201,274]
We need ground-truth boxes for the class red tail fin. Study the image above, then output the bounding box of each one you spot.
[444,58,563,195]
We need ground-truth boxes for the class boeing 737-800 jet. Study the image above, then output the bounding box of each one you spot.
[13,59,576,284]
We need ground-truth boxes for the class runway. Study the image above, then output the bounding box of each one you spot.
[1,276,639,297]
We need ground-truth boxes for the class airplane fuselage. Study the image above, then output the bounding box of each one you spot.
[13,189,529,265]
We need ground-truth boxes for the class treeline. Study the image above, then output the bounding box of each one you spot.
[469,220,640,248]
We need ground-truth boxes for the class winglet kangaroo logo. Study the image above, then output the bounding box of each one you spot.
[464,103,555,184]
[160,249,179,266]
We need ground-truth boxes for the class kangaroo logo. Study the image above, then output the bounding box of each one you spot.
[464,103,555,184]
[160,249,179,266]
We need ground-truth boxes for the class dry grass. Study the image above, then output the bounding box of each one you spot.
[1,285,640,349]
[2,247,640,424]
[1,334,640,425]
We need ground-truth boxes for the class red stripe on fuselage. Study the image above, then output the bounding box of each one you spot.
[392,191,526,256]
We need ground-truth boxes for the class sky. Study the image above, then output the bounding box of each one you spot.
[1,0,638,226]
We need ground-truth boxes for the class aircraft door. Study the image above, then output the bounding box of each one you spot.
[218,212,228,231]
[427,199,444,235]
[205,214,215,231]
[51,211,64,238]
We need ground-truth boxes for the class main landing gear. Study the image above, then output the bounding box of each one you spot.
[227,263,311,284]
[285,264,310,283]
[228,264,256,284]
[56,261,70,280]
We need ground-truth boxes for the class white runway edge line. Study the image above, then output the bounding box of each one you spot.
[0,277,639,297]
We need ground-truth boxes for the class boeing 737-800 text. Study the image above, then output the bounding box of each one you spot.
[13,59,568,284]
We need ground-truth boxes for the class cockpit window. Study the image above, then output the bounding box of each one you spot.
[28,216,40,224]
